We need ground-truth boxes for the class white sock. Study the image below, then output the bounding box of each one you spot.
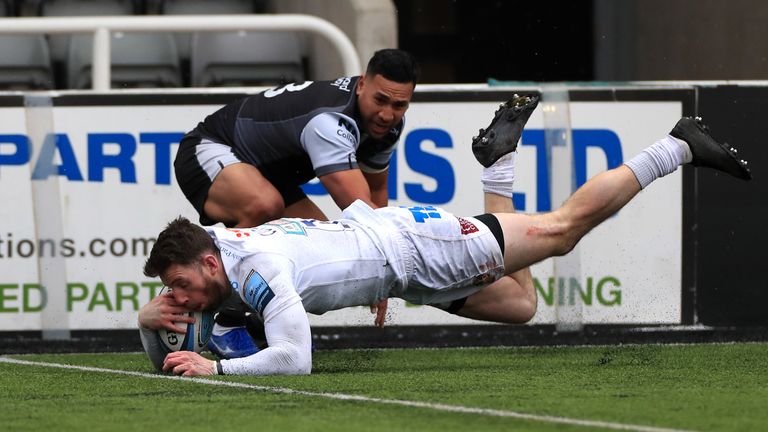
[481,152,516,198]
[624,135,692,189]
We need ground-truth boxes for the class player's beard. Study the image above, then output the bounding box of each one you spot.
[205,277,230,311]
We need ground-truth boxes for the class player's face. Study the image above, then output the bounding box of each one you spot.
[160,256,226,312]
[356,73,414,138]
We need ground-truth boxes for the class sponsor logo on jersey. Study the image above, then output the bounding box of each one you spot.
[403,205,442,223]
[219,245,245,262]
[242,269,275,313]
[338,117,354,132]
[262,219,307,236]
[458,217,479,235]
[330,76,353,92]
[337,128,356,144]
[336,117,357,144]
[224,228,251,238]
[299,219,355,231]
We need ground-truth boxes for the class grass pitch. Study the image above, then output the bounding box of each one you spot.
[2,343,767,431]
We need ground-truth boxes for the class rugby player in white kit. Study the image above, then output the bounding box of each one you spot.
[139,106,751,375]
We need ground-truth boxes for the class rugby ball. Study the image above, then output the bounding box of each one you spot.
[157,287,214,353]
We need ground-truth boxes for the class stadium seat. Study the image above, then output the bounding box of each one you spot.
[190,31,305,87]
[67,32,182,88]
[159,0,264,62]
[41,0,137,63]
[0,35,54,90]
[39,0,137,15]
[160,0,258,15]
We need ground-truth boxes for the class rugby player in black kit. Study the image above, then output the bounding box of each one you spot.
[174,49,419,228]
[167,50,419,356]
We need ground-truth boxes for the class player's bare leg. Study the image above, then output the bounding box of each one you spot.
[205,162,285,227]
[455,174,537,324]
[432,94,541,323]
[496,117,751,276]
[283,197,328,220]
[495,165,640,274]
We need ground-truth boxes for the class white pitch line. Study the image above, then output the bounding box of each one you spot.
[0,356,694,432]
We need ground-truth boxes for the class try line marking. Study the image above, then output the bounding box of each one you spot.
[1,356,693,432]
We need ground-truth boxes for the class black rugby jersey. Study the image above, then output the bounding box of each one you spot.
[188,76,404,186]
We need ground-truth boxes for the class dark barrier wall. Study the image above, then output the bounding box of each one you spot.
[693,86,768,325]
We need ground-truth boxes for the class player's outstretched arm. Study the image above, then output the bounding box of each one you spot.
[222,301,312,375]
[319,169,377,210]
[163,300,313,376]
[362,170,389,208]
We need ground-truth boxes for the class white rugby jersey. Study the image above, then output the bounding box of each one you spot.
[141,201,504,376]
[208,201,408,323]
[210,200,504,325]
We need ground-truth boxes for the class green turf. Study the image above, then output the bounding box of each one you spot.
[2,343,767,431]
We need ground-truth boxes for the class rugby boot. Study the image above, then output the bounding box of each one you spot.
[670,116,752,180]
[472,94,540,167]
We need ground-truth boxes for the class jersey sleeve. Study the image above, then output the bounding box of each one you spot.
[219,254,312,375]
[300,112,362,176]
[234,254,301,319]
[138,326,168,372]
[218,300,312,375]
[357,141,396,173]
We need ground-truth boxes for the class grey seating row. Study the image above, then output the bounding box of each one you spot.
[0,0,305,89]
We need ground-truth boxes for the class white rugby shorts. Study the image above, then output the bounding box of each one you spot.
[368,205,506,305]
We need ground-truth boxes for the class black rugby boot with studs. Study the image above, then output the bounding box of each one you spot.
[472,94,540,168]
[670,116,752,180]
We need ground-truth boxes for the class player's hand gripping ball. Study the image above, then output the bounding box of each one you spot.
[157,286,214,353]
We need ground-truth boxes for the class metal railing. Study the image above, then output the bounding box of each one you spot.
[0,14,361,91]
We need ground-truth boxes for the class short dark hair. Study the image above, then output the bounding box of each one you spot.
[365,49,420,85]
[143,217,217,278]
